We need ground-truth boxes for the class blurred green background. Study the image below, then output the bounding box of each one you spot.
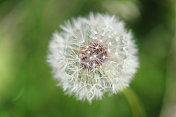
[0,0,175,117]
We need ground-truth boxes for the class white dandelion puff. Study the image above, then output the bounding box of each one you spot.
[47,13,139,103]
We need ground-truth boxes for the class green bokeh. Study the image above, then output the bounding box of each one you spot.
[0,0,175,117]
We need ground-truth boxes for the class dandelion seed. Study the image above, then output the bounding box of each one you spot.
[47,13,139,103]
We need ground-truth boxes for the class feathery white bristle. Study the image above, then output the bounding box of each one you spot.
[47,13,139,103]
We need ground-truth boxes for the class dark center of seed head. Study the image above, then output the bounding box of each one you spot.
[78,41,108,69]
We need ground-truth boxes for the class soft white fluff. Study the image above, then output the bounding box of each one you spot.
[47,13,139,103]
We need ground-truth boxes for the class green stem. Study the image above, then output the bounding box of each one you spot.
[123,88,147,117]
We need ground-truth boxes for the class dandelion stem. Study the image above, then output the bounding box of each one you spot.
[123,88,147,117]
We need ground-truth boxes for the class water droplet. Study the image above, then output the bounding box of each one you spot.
[93,37,97,39]
[90,56,93,60]
[122,47,126,50]
[115,52,118,56]
[94,31,98,34]
[108,35,112,38]
[101,32,105,36]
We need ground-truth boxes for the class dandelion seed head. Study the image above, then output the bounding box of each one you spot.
[78,41,108,69]
[47,13,139,103]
